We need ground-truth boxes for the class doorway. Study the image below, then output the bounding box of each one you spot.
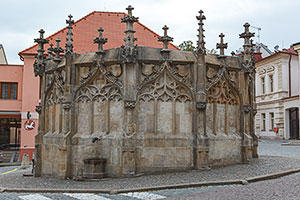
[289,108,299,139]
[0,118,21,149]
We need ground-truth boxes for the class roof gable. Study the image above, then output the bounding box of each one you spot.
[19,11,179,57]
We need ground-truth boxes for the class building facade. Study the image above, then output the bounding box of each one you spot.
[255,48,299,139]
[0,44,38,161]
[33,7,257,179]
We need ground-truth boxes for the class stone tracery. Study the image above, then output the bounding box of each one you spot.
[33,6,257,179]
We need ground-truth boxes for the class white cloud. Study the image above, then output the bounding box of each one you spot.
[1,0,300,63]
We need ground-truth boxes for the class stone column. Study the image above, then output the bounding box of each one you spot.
[64,14,76,179]
[239,23,256,162]
[120,6,139,176]
[33,29,49,177]
[194,10,209,169]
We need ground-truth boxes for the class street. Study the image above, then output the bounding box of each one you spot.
[1,139,300,200]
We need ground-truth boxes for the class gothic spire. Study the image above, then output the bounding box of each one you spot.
[47,43,54,59]
[216,33,228,56]
[53,38,64,61]
[158,25,173,50]
[65,14,74,54]
[239,23,255,56]
[33,29,49,77]
[196,10,206,54]
[121,5,139,47]
[94,27,108,54]
[34,29,49,61]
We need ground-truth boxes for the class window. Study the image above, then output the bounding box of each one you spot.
[261,77,265,94]
[269,75,274,92]
[261,113,266,131]
[0,83,18,100]
[269,112,274,130]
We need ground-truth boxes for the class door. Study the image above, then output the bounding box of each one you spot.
[289,108,299,139]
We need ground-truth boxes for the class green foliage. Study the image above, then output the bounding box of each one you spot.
[178,40,196,51]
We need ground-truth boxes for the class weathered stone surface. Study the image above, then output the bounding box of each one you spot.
[34,8,257,179]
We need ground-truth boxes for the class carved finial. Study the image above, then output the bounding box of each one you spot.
[196,10,206,54]
[239,23,255,71]
[216,33,228,56]
[239,23,255,52]
[121,5,139,47]
[158,25,173,50]
[47,43,54,59]
[65,14,74,54]
[53,38,64,61]
[33,29,49,77]
[34,29,49,61]
[126,5,134,16]
[94,27,108,54]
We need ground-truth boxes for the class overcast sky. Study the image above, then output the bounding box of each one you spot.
[1,0,300,64]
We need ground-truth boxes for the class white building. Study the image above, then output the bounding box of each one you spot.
[255,47,299,139]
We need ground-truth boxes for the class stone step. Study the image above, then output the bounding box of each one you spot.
[1,151,19,162]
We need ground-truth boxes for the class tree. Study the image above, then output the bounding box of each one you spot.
[178,40,196,51]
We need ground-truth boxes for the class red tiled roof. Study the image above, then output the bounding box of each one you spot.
[253,52,262,62]
[19,11,179,57]
[256,47,298,64]
[281,47,298,55]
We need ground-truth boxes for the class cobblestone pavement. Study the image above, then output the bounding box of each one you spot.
[258,139,300,158]
[1,155,300,190]
[168,172,300,200]
[1,139,300,200]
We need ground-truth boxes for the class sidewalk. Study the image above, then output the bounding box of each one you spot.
[1,155,300,193]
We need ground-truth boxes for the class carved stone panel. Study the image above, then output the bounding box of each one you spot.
[122,150,135,175]
[207,79,239,105]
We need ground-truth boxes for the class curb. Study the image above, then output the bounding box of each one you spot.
[1,168,300,194]
[0,163,21,167]
[245,168,300,183]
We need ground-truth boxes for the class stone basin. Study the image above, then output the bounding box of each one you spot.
[83,158,107,179]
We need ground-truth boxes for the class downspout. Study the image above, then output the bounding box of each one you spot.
[288,54,292,97]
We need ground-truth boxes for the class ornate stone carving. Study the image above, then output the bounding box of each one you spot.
[196,101,207,110]
[45,70,65,106]
[139,64,162,91]
[65,15,74,54]
[79,66,98,85]
[35,105,42,114]
[108,64,122,77]
[33,29,49,77]
[169,64,191,86]
[243,104,252,113]
[120,45,138,63]
[76,84,122,103]
[62,101,72,110]
[99,64,123,90]
[138,64,192,103]
[124,100,136,109]
[142,63,154,76]
[196,10,206,55]
[158,25,173,50]
[207,77,239,105]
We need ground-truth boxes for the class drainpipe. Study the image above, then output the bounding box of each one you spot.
[288,54,292,97]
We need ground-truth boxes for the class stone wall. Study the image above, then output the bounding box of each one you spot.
[33,8,257,179]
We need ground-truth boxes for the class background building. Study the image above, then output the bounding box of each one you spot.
[255,47,299,139]
[0,44,23,161]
